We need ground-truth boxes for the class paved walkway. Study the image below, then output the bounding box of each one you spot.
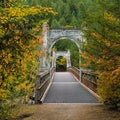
[44,72,98,103]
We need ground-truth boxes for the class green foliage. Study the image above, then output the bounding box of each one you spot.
[56,56,67,71]
[0,103,12,119]
[51,18,60,28]
[27,0,89,28]
[81,0,120,108]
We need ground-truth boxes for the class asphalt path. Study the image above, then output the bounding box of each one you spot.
[44,72,98,103]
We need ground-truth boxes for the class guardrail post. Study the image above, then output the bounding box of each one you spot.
[79,69,82,82]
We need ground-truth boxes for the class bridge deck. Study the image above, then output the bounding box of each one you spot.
[44,72,98,103]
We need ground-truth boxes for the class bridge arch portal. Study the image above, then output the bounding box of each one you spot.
[52,50,71,70]
[39,23,84,71]
[48,36,81,54]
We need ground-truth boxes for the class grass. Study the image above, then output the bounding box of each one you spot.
[0,104,36,120]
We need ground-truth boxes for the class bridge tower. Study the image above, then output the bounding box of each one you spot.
[52,50,71,69]
[39,23,49,71]
[39,23,84,72]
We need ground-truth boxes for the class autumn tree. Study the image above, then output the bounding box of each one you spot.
[0,0,55,118]
[81,0,120,108]
[56,56,67,71]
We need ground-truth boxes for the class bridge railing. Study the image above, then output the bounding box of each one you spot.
[50,67,55,79]
[81,70,98,92]
[67,66,80,80]
[35,67,55,103]
[68,67,98,93]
